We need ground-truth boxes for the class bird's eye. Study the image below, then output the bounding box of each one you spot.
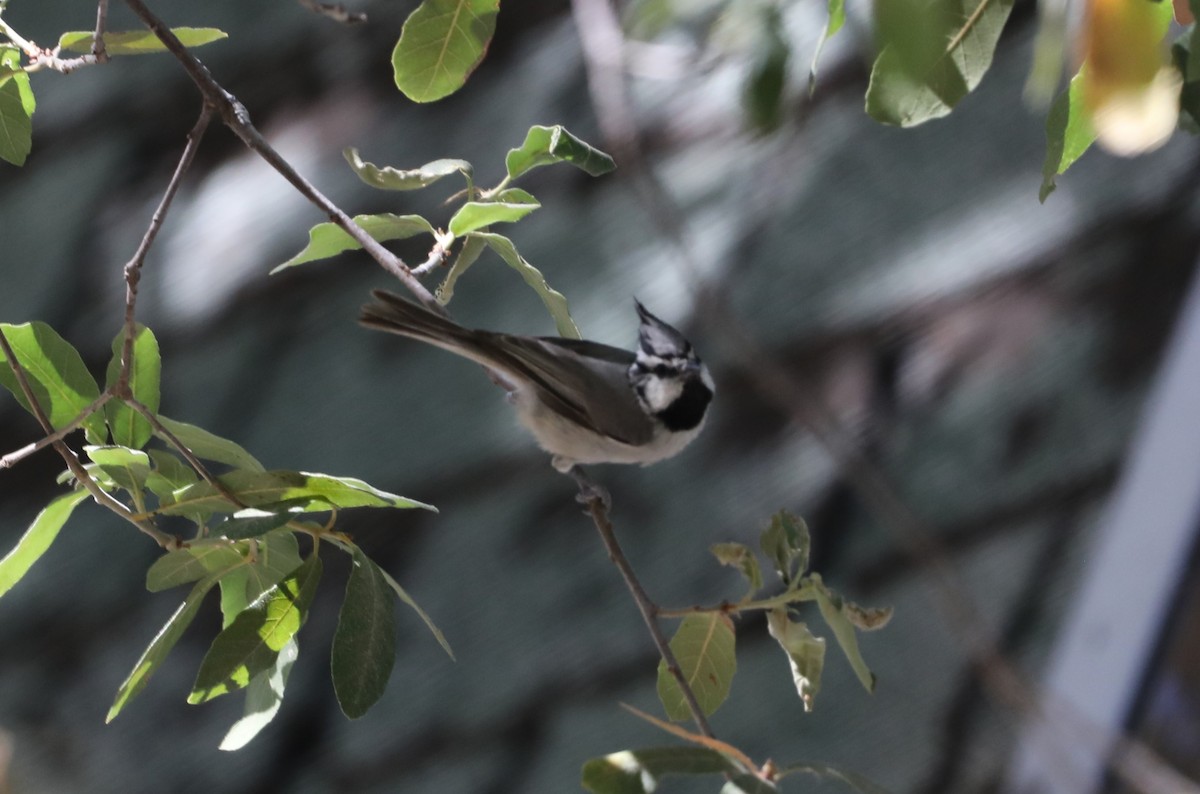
[652,364,672,377]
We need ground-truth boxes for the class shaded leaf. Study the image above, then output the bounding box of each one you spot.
[212,503,308,540]
[582,747,740,794]
[332,545,396,718]
[272,213,436,273]
[154,416,265,473]
[58,28,228,54]
[505,124,616,179]
[656,612,737,721]
[145,539,244,592]
[190,555,321,703]
[744,5,790,132]
[1039,70,1096,202]
[766,608,826,712]
[162,469,435,515]
[759,510,810,587]
[220,637,298,751]
[391,0,500,102]
[448,189,540,237]
[104,324,161,449]
[812,575,876,693]
[0,47,34,166]
[472,232,580,339]
[107,571,221,721]
[343,148,472,191]
[865,0,1014,127]
[0,322,105,444]
[0,489,88,600]
[710,542,762,596]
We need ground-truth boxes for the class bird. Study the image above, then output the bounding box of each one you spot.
[359,289,714,473]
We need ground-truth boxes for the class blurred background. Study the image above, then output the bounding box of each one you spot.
[1,1,1198,792]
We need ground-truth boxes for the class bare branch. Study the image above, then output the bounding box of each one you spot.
[297,0,367,25]
[92,0,110,62]
[571,466,717,739]
[0,393,112,470]
[117,104,212,392]
[121,0,443,315]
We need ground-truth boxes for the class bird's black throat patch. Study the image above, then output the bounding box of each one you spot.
[655,377,713,431]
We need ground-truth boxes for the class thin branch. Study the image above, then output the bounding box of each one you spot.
[123,396,246,509]
[121,0,443,315]
[92,0,110,62]
[0,392,112,469]
[297,0,367,25]
[117,104,212,391]
[572,467,716,739]
[0,332,177,549]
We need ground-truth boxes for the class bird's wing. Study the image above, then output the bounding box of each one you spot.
[500,336,655,446]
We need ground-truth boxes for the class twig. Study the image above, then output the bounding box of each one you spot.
[297,0,366,24]
[92,0,110,62]
[117,104,212,391]
[123,396,246,509]
[0,393,112,469]
[571,467,716,739]
[0,332,177,549]
[121,0,443,315]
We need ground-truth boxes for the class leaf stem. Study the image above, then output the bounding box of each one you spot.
[658,584,817,620]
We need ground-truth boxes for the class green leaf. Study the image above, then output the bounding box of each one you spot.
[776,761,892,794]
[377,564,454,659]
[722,775,780,794]
[743,5,790,132]
[581,747,741,794]
[811,575,876,693]
[865,0,1015,127]
[217,531,303,627]
[435,233,487,305]
[472,232,581,339]
[104,325,161,449]
[1039,70,1096,202]
[505,124,617,179]
[189,555,321,703]
[0,322,105,444]
[144,449,200,502]
[447,189,541,237]
[145,539,245,592]
[766,608,826,712]
[85,445,152,497]
[758,510,810,587]
[0,47,34,166]
[212,504,305,540]
[161,469,436,516]
[1189,1,1200,83]
[0,489,88,600]
[272,213,436,273]
[809,0,846,93]
[332,545,396,718]
[710,542,762,596]
[656,612,737,721]
[343,148,472,191]
[107,570,221,722]
[57,28,228,55]
[219,637,298,751]
[153,416,265,473]
[391,0,500,102]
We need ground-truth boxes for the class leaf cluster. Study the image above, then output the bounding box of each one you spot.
[583,511,892,794]
[0,321,446,748]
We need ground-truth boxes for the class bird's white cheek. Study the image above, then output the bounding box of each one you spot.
[641,376,683,413]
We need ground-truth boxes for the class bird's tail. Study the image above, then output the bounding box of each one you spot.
[359,289,504,371]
